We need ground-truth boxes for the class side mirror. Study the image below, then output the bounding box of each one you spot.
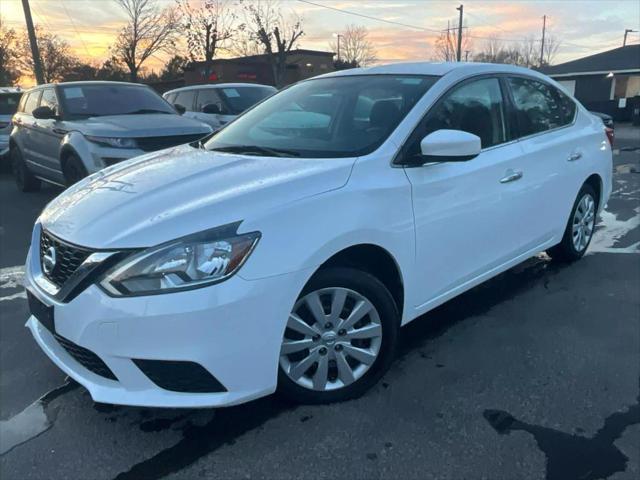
[419,129,481,163]
[32,105,57,120]
[201,103,221,114]
[173,103,186,115]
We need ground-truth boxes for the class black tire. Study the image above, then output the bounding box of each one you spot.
[278,267,399,404]
[11,146,41,192]
[62,153,88,187]
[547,183,598,262]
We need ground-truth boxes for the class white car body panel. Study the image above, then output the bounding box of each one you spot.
[25,63,613,407]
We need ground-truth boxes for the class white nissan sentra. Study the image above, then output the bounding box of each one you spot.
[24,62,612,407]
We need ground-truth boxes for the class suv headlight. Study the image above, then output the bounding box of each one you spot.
[99,224,260,296]
[86,135,137,149]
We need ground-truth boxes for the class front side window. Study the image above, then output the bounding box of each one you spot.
[40,88,59,115]
[174,90,196,112]
[0,93,22,115]
[22,91,41,115]
[59,84,175,119]
[205,75,439,158]
[508,77,564,136]
[195,88,223,112]
[217,86,276,115]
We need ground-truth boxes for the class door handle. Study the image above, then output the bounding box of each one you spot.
[500,170,523,184]
[567,152,582,161]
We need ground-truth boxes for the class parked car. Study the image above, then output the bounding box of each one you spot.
[0,87,23,158]
[10,81,212,190]
[163,83,277,130]
[25,63,612,408]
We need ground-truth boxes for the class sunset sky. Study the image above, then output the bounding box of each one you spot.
[2,0,639,81]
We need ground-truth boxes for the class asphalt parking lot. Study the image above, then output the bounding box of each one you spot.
[0,126,639,480]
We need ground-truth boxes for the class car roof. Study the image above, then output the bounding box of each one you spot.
[164,83,276,95]
[313,61,549,81]
[0,87,23,94]
[24,81,148,92]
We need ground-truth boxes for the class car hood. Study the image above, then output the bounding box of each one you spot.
[67,113,211,137]
[40,145,355,248]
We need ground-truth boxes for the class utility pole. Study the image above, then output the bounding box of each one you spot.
[539,14,547,67]
[456,4,464,62]
[334,33,343,62]
[465,50,470,62]
[623,29,638,46]
[21,0,45,84]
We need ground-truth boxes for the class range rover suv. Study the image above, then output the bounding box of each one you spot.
[10,81,212,190]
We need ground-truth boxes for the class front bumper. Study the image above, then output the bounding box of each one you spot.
[25,229,308,408]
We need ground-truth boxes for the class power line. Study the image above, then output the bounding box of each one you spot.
[61,0,91,58]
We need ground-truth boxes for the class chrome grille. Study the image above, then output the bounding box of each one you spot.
[40,230,93,287]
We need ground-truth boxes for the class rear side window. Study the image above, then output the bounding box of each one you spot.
[174,90,196,111]
[424,77,507,149]
[40,88,59,115]
[22,91,41,115]
[508,77,564,136]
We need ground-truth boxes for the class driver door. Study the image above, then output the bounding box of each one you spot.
[402,76,528,309]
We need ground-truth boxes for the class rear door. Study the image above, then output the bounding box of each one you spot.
[505,76,583,243]
[402,76,530,308]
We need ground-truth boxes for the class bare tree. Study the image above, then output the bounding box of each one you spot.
[541,35,560,66]
[474,34,557,68]
[0,19,21,85]
[434,20,471,62]
[19,27,78,83]
[176,0,236,81]
[159,54,189,80]
[112,0,179,82]
[329,24,377,67]
[240,0,304,88]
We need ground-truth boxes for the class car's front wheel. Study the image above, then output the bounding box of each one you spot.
[278,267,399,404]
[548,183,598,261]
[62,153,88,187]
[11,146,41,192]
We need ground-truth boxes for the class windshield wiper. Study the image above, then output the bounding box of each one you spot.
[124,109,173,115]
[209,145,300,157]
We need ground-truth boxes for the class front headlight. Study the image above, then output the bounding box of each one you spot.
[85,135,138,149]
[99,224,260,296]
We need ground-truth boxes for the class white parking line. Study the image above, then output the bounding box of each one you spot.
[0,265,26,302]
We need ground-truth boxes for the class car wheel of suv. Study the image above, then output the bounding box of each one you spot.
[62,153,88,187]
[11,147,41,192]
[547,183,598,262]
[278,267,399,404]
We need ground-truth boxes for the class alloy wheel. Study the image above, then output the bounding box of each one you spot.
[572,193,595,252]
[279,287,383,392]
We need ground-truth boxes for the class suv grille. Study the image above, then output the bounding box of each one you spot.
[40,230,93,287]
[54,333,118,381]
[135,134,206,152]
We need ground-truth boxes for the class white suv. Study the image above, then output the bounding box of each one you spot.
[25,63,612,407]
[163,83,276,130]
[10,81,212,190]
[0,87,23,158]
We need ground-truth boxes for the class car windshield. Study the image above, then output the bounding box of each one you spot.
[205,75,439,158]
[218,86,276,115]
[59,84,175,118]
[0,93,22,115]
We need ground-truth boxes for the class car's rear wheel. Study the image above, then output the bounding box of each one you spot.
[11,146,41,192]
[62,153,88,187]
[278,267,399,404]
[547,183,597,262]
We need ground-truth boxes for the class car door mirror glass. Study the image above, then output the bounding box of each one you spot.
[201,103,221,114]
[419,129,481,163]
[32,105,57,120]
[174,103,186,115]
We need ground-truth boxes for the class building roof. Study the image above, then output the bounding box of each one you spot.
[541,44,640,77]
[186,49,335,69]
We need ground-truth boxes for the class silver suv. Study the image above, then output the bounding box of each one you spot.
[10,81,212,191]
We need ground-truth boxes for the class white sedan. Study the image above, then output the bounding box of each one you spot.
[25,62,612,407]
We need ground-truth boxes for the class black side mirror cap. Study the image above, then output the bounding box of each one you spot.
[174,104,186,115]
[201,103,222,114]
[32,105,57,120]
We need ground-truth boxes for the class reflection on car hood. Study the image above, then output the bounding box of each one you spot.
[67,113,211,137]
[40,145,355,248]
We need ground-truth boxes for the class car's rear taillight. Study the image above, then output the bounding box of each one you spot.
[605,127,614,147]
